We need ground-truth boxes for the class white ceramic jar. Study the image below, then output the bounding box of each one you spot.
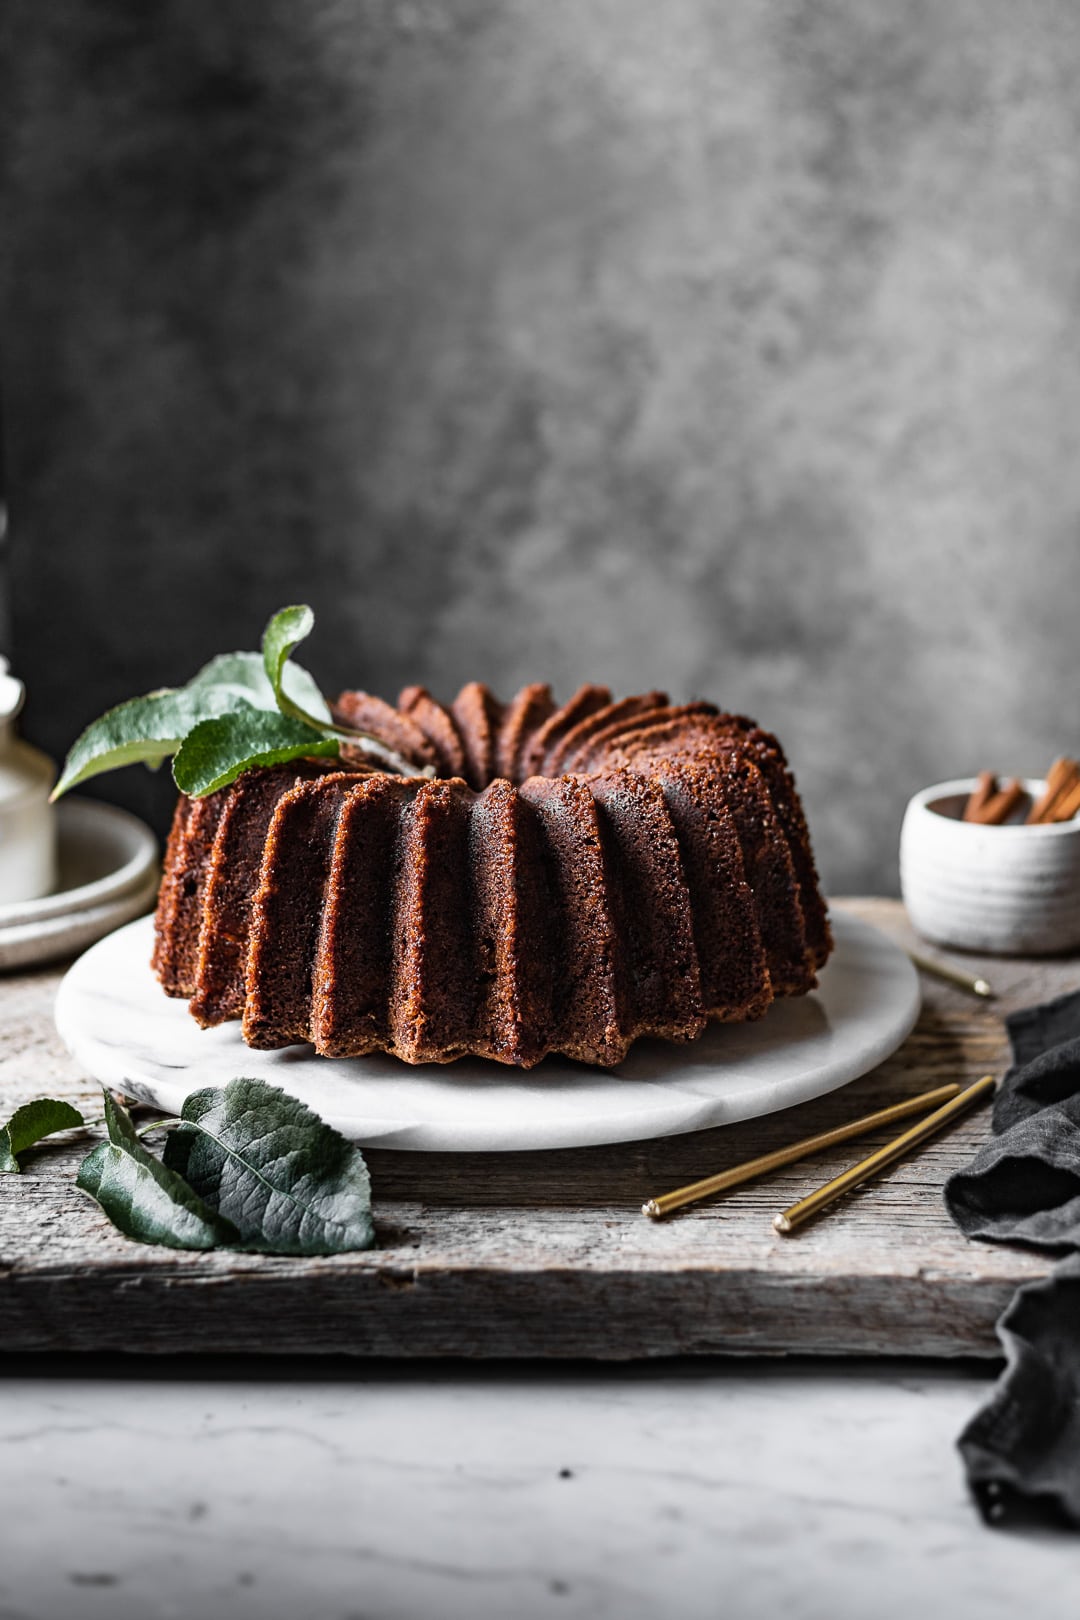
[0,658,57,904]
[900,777,1080,956]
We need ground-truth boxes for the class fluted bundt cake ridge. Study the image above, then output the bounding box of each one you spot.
[152,683,831,1069]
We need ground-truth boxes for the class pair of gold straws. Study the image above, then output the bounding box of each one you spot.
[642,1074,996,1232]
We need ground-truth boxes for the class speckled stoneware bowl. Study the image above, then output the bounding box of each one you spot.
[900,777,1080,955]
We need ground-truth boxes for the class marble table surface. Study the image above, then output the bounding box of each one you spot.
[2,1354,1077,1620]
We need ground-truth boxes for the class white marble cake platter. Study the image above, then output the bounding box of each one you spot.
[54,910,920,1152]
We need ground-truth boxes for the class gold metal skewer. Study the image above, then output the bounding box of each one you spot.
[641,1082,963,1220]
[773,1073,997,1236]
[907,948,995,1000]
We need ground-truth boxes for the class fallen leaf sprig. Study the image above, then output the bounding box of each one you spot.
[0,1098,86,1174]
[2,1078,375,1257]
[51,603,430,801]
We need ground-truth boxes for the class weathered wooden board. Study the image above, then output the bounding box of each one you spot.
[0,900,1067,1358]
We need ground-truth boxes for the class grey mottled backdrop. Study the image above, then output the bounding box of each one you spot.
[4,0,1080,892]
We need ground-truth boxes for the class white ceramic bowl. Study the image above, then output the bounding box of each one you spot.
[900,777,1080,955]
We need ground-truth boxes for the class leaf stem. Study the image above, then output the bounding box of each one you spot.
[284,696,434,779]
[135,1117,182,1136]
[334,727,437,779]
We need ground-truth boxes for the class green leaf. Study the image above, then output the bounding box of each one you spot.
[51,686,259,800]
[172,709,339,798]
[261,604,323,729]
[258,604,430,775]
[190,648,330,724]
[73,1082,376,1257]
[163,1077,375,1255]
[0,1098,84,1173]
[76,1091,240,1250]
[53,613,332,802]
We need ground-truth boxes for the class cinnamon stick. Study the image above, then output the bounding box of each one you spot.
[1028,757,1080,824]
[963,758,1080,827]
[963,771,997,823]
[1049,776,1080,823]
[969,777,1024,826]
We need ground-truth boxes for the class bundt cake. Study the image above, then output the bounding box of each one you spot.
[152,685,831,1068]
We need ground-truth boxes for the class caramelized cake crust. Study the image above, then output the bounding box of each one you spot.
[152,684,832,1067]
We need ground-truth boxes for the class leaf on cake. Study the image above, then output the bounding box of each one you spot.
[51,686,263,800]
[261,604,321,728]
[191,646,330,724]
[52,616,330,801]
[172,709,339,798]
[259,604,433,776]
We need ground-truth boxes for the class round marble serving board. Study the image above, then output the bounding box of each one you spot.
[55,910,919,1152]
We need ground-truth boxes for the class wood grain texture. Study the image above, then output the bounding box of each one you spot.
[0,900,1071,1358]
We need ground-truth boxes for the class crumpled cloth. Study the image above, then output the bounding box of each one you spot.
[946,989,1080,1527]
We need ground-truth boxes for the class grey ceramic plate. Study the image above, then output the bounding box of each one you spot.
[0,800,158,969]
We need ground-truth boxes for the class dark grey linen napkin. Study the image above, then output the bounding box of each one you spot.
[946,989,1080,1527]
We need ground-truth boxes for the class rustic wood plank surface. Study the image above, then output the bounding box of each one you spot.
[0,899,1071,1358]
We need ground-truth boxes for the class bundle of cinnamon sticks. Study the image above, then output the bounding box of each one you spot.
[964,758,1080,826]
